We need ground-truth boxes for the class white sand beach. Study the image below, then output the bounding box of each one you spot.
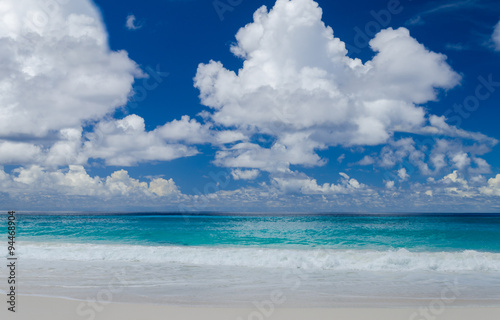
[1,295,500,320]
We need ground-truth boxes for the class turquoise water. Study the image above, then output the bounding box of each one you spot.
[3,213,500,306]
[13,213,500,252]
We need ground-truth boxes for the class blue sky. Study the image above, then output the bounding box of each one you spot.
[1,0,500,212]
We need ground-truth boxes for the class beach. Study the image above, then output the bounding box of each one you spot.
[2,213,500,319]
[1,295,500,320]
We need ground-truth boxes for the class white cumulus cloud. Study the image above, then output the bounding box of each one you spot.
[194,0,461,173]
[83,115,202,166]
[0,0,143,167]
[480,174,500,196]
[4,165,180,198]
[0,1,215,169]
[0,0,141,139]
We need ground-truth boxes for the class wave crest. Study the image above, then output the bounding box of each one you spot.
[17,242,500,272]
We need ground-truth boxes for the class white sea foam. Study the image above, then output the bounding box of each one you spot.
[16,242,500,272]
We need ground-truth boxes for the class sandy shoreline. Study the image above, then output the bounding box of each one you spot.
[1,295,500,320]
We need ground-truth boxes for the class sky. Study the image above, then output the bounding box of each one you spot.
[1,0,500,212]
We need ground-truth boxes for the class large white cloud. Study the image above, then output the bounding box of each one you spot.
[0,0,150,169]
[0,0,142,138]
[194,0,462,173]
[0,0,218,168]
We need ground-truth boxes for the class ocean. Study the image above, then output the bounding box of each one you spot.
[2,213,500,307]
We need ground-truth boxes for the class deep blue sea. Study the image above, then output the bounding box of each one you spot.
[2,213,500,306]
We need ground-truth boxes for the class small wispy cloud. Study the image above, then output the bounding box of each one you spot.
[492,20,500,51]
[406,16,424,26]
[445,43,469,51]
[405,0,477,26]
[126,14,142,30]
[421,0,477,15]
